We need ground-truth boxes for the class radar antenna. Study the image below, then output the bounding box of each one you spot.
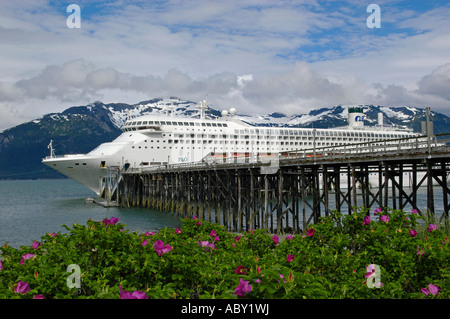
[197,96,208,119]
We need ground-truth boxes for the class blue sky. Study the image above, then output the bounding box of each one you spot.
[0,0,450,130]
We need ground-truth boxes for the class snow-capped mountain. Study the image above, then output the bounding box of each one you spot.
[1,97,449,179]
[93,98,446,131]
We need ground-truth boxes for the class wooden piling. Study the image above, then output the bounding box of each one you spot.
[100,139,450,233]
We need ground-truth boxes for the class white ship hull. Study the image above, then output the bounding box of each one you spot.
[42,155,113,195]
[43,104,436,195]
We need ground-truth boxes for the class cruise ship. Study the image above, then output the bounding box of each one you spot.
[42,101,421,194]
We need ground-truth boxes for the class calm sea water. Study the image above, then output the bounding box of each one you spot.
[0,179,183,248]
[0,179,446,248]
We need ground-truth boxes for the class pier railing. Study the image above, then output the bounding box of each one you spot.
[125,133,450,174]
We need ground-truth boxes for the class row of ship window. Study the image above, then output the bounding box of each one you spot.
[230,129,409,139]
[123,120,229,127]
[131,140,384,150]
[123,120,411,140]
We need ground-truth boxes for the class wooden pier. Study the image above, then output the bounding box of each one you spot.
[101,133,450,234]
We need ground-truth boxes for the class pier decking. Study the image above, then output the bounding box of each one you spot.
[100,133,450,234]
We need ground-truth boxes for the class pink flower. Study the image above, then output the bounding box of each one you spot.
[14,281,31,294]
[416,246,425,258]
[234,278,252,297]
[411,209,418,214]
[421,284,440,296]
[142,239,148,246]
[210,230,217,237]
[154,240,172,256]
[427,224,437,232]
[175,227,181,234]
[196,221,201,226]
[120,285,149,299]
[272,235,279,246]
[235,265,248,275]
[0,260,3,270]
[144,231,156,236]
[409,229,418,237]
[32,241,41,250]
[33,294,44,299]
[234,236,241,242]
[286,255,295,262]
[198,241,209,247]
[365,264,376,278]
[286,234,294,240]
[380,215,389,223]
[307,228,315,237]
[374,207,382,215]
[198,241,215,250]
[20,253,35,265]
[102,217,120,225]
[362,216,371,226]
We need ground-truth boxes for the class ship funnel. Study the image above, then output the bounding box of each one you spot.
[348,106,364,127]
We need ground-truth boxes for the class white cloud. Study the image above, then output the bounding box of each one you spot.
[1,1,450,131]
[417,63,450,101]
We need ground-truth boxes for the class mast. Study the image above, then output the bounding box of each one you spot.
[197,96,208,119]
[47,140,55,158]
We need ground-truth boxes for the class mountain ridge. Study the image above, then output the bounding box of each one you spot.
[1,98,449,179]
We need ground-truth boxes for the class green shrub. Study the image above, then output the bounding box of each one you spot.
[0,209,448,299]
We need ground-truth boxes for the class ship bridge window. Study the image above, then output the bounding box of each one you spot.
[142,121,148,125]
[184,122,189,125]
[201,123,206,126]
[189,122,194,126]
[160,121,166,125]
[206,123,211,126]
[217,123,222,127]
[212,123,217,127]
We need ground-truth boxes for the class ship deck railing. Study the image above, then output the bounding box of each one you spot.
[122,133,450,174]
